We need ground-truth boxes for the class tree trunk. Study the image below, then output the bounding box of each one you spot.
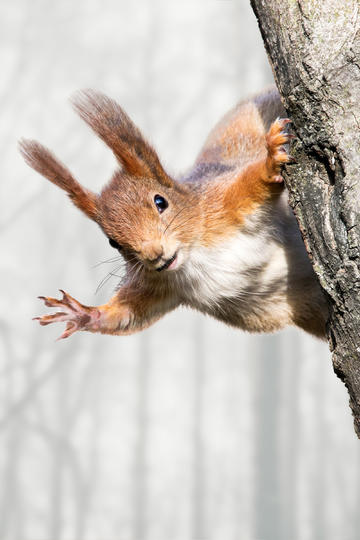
[250,0,360,437]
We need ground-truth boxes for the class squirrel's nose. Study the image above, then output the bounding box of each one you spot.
[142,243,164,263]
[148,249,164,264]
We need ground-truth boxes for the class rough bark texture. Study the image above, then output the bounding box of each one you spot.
[250,0,360,437]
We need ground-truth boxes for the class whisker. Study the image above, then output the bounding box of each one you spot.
[95,251,142,271]
[128,260,144,286]
[125,254,142,265]
[92,255,123,268]
[168,215,195,234]
[95,263,125,294]
[163,206,188,235]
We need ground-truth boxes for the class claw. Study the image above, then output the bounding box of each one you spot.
[56,321,78,341]
[38,295,66,309]
[59,289,83,311]
[36,312,69,326]
[264,117,293,183]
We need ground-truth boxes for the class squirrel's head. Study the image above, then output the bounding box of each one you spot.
[19,90,200,273]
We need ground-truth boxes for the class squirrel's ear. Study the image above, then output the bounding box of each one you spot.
[71,89,173,188]
[19,139,98,221]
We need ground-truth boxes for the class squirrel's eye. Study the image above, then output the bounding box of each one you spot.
[154,194,168,214]
[109,238,122,250]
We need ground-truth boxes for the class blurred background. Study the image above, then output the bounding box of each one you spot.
[1,1,360,539]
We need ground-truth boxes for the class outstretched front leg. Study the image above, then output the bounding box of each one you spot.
[34,287,178,340]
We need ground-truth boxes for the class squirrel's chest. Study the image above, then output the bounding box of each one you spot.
[178,231,290,326]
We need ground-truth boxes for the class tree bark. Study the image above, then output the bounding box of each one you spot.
[250,0,360,437]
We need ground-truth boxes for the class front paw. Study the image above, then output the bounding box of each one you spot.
[34,290,101,340]
[264,118,293,183]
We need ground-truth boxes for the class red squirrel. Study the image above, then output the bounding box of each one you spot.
[20,87,328,340]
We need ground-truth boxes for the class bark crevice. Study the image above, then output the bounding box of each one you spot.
[250,0,360,437]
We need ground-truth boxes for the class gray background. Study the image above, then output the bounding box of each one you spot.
[1,1,359,539]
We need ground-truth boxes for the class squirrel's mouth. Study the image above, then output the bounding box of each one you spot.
[156,252,177,272]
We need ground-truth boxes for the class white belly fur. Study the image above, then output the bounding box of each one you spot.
[174,192,320,333]
[166,188,326,334]
[182,232,288,307]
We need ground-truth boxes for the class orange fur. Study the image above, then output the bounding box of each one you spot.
[199,117,290,244]
[72,90,173,186]
[22,88,328,340]
[197,102,266,164]
[19,140,98,220]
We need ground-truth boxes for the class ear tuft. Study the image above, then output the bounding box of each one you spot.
[71,89,173,187]
[19,139,98,220]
